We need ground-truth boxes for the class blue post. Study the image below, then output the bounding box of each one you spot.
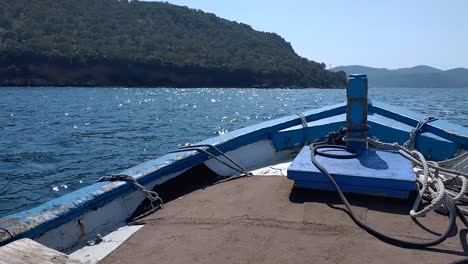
[346,74,368,152]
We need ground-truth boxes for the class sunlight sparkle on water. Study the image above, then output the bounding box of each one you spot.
[1,87,466,217]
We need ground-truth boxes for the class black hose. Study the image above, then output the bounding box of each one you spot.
[310,142,462,249]
[314,145,360,159]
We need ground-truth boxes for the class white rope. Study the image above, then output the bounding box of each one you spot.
[438,151,468,173]
[438,151,468,167]
[344,136,468,218]
[403,116,437,150]
[297,112,309,146]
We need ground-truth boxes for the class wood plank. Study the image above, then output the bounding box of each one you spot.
[0,238,82,264]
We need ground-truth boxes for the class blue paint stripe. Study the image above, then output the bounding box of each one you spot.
[293,180,411,199]
[272,111,460,160]
[372,102,468,147]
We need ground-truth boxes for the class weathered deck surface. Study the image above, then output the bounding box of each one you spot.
[0,238,82,264]
[101,176,468,264]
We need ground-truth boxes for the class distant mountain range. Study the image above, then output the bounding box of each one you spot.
[331,65,468,88]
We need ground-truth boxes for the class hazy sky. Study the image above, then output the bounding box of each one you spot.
[147,0,467,70]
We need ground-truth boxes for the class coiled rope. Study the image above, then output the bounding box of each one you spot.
[297,112,309,146]
[311,119,468,250]
[403,116,438,150]
[310,142,463,249]
[343,136,468,217]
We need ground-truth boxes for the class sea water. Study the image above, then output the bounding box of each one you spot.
[0,87,466,216]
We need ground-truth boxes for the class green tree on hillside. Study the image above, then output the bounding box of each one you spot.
[0,0,346,87]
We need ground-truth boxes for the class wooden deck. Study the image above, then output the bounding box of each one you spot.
[0,238,82,264]
[100,176,468,264]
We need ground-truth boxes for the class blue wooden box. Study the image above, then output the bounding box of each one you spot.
[287,146,417,199]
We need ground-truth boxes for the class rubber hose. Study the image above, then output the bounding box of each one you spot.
[311,142,458,249]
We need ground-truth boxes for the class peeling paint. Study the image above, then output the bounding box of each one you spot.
[140,167,158,176]
[100,182,123,192]
[0,218,25,239]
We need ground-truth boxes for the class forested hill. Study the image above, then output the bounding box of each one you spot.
[0,0,346,88]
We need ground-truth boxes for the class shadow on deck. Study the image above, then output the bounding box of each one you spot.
[102,175,468,264]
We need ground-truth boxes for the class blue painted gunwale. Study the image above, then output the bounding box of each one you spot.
[272,101,467,160]
[370,101,468,147]
[272,112,460,161]
[0,102,346,245]
[0,101,466,246]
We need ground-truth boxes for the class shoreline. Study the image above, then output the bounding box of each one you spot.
[0,85,345,89]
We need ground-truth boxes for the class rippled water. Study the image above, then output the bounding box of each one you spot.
[0,87,467,216]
